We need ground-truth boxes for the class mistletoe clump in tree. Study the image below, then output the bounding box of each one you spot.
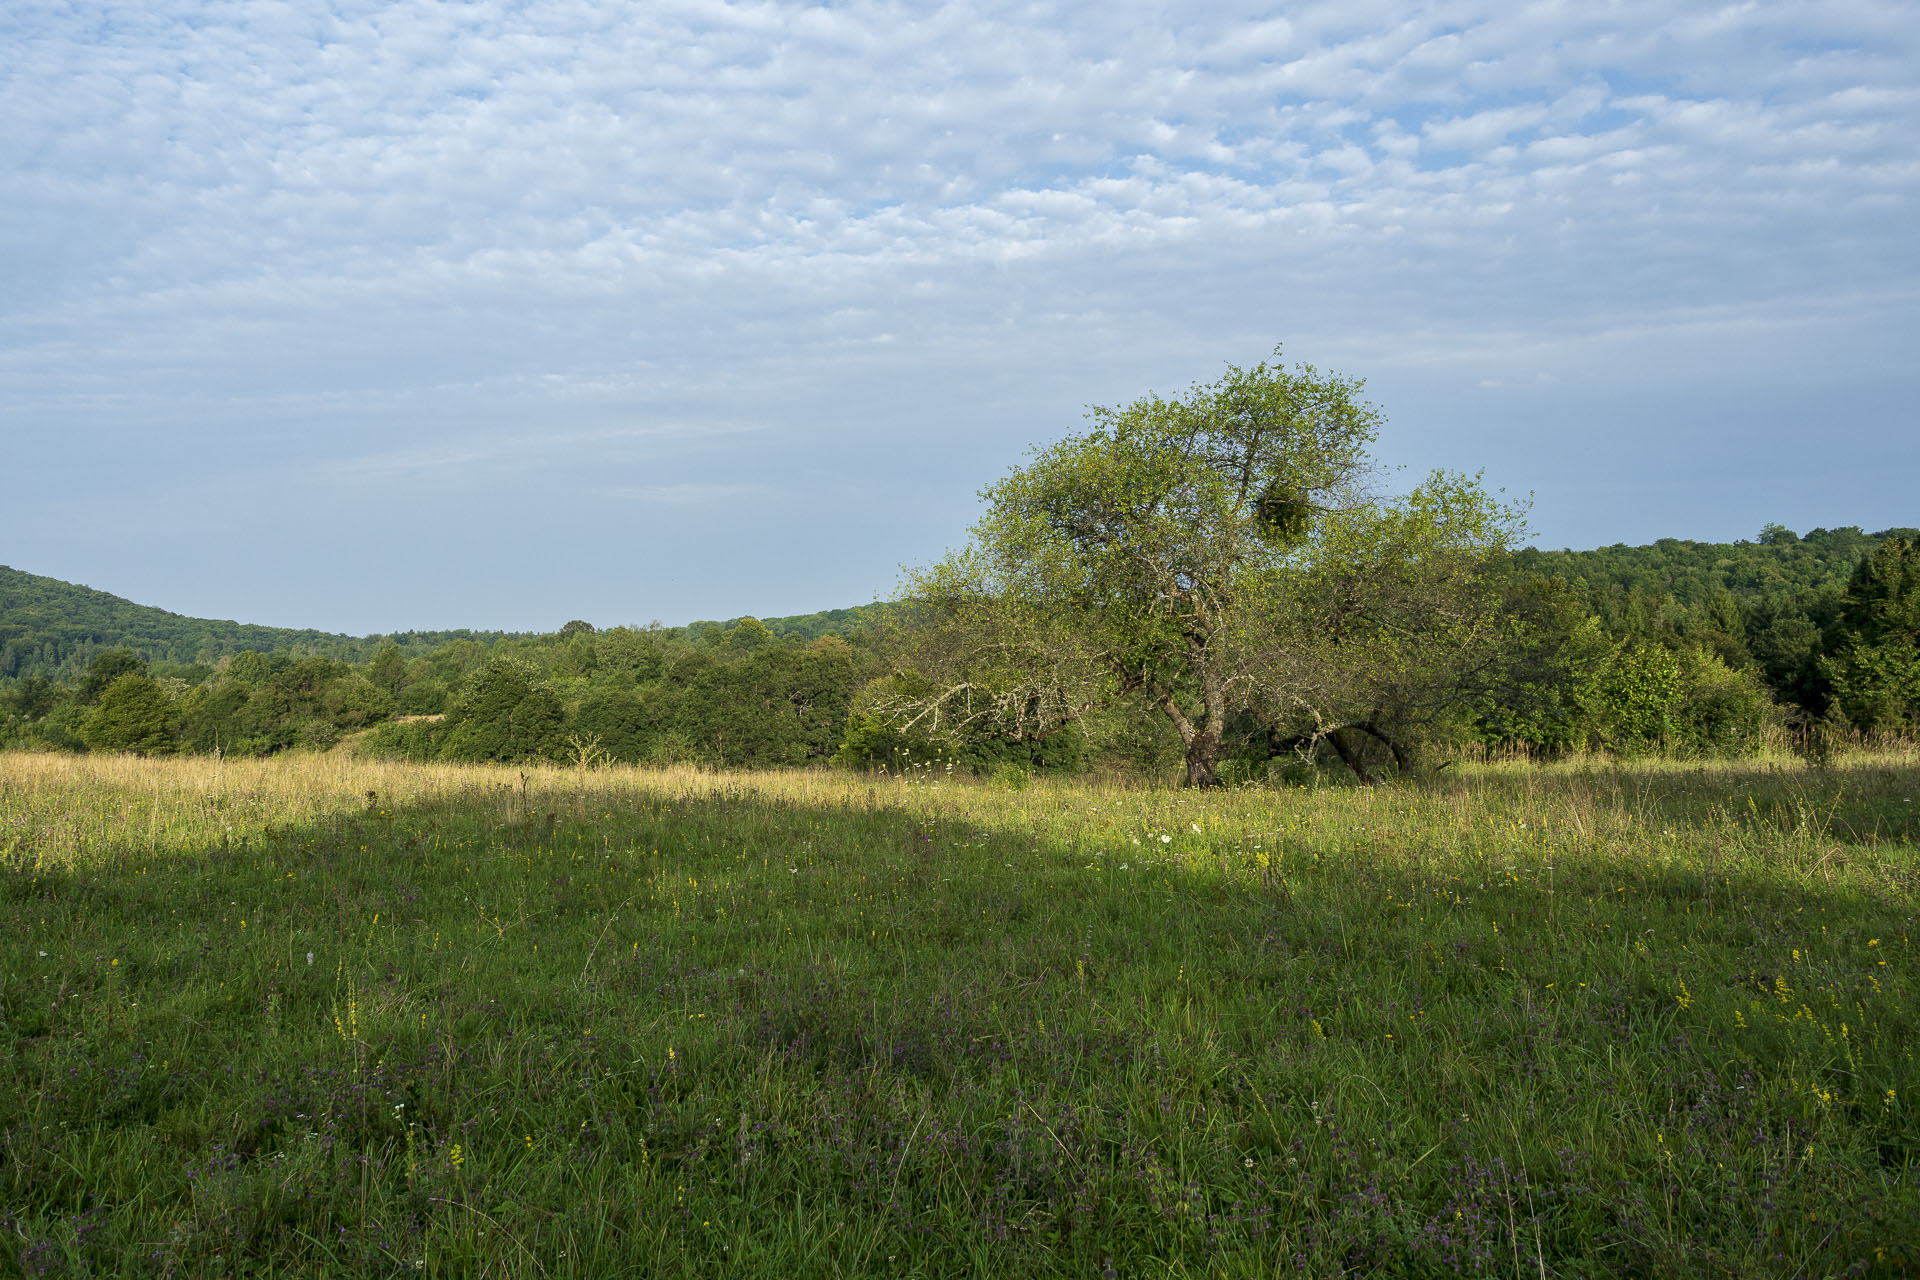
[888,348,1526,786]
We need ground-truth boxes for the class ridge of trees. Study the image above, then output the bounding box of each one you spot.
[0,563,888,685]
[0,564,516,683]
[2,531,1914,778]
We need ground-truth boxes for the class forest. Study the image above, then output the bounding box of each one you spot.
[4,522,1914,783]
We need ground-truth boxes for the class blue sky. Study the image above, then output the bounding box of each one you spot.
[3,0,1915,633]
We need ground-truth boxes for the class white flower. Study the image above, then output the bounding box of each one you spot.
[306,952,314,965]
[1191,824,1201,834]
[1160,835,1172,844]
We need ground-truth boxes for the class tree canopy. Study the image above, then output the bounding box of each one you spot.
[1821,536,1920,732]
[888,350,1525,785]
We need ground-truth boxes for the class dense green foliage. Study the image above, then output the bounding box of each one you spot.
[1821,537,1920,735]
[0,564,510,684]
[1435,525,1915,764]
[1519,525,1920,715]
[686,604,890,645]
[3,521,1918,776]
[2,754,1914,1276]
[892,356,1527,786]
[0,570,920,773]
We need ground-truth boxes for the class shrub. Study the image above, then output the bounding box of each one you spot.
[82,674,175,755]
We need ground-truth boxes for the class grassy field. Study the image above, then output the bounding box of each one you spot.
[1,751,1916,1278]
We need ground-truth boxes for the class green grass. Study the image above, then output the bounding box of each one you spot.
[1,751,1916,1278]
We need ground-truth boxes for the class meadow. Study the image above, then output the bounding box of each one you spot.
[1,750,1915,1278]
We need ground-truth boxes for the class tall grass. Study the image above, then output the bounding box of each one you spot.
[1,750,1915,1277]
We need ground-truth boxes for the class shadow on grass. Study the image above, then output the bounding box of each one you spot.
[2,768,1916,1277]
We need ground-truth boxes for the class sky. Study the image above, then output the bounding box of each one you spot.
[3,0,1916,634]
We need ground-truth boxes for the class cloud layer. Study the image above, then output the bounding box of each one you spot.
[3,0,1915,629]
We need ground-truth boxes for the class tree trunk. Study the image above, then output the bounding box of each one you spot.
[1355,722,1411,774]
[1151,686,1225,788]
[1184,737,1223,788]
[1326,728,1372,784]
[1189,646,1228,788]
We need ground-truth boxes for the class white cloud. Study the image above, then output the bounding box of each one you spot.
[0,0,1915,625]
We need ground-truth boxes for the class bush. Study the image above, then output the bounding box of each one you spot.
[83,674,175,755]
[358,718,442,762]
[1594,640,1777,758]
[1672,647,1777,756]
[438,661,569,763]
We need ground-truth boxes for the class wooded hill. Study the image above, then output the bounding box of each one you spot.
[0,565,513,682]
[1522,524,1918,710]
[0,564,882,685]
[1,521,1914,775]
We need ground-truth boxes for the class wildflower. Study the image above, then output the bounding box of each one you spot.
[449,1144,465,1168]
[1160,835,1171,844]
[1244,1157,1255,1168]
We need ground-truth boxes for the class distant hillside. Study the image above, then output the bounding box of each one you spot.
[1516,524,1918,634]
[8,521,1912,691]
[1511,523,1917,710]
[0,565,511,682]
[684,603,893,644]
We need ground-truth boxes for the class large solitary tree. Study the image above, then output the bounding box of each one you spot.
[886,349,1523,786]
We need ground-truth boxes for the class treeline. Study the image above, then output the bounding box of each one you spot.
[0,619,884,770]
[1449,523,1920,762]
[0,564,514,683]
[1520,524,1914,713]
[1,525,1916,776]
